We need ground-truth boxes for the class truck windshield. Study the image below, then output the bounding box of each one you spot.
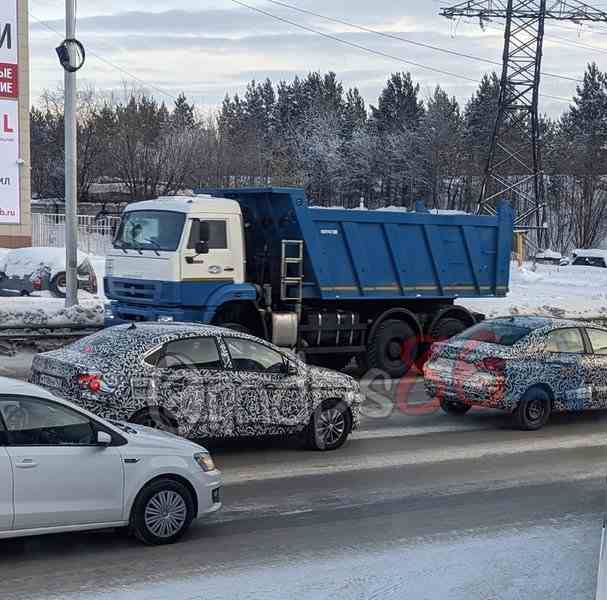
[114,210,186,252]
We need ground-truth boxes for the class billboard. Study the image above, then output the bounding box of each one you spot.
[0,0,19,224]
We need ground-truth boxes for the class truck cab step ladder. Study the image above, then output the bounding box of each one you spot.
[281,240,304,302]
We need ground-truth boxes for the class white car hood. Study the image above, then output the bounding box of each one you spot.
[114,421,208,453]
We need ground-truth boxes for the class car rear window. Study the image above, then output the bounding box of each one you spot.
[454,321,532,346]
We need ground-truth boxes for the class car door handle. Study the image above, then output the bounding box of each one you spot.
[14,459,38,469]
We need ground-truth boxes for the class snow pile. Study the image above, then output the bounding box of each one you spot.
[460,261,607,319]
[2,247,88,278]
[0,248,10,271]
[0,298,104,328]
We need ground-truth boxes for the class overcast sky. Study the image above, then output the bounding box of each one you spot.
[26,0,607,116]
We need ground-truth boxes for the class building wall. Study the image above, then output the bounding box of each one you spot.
[0,0,31,248]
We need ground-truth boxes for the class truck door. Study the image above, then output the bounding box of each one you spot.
[182,216,243,284]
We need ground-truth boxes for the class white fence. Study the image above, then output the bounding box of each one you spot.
[32,213,121,256]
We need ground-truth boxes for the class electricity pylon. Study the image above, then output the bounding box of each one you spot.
[441,1,607,247]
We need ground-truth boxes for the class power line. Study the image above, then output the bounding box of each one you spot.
[28,11,180,101]
[260,0,581,84]
[230,0,572,103]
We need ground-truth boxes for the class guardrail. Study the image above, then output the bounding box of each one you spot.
[0,324,104,356]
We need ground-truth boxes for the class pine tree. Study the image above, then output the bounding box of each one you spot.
[371,72,424,134]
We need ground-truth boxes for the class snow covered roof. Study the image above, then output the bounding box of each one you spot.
[535,249,562,260]
[124,196,242,215]
[1,247,88,278]
[572,249,607,259]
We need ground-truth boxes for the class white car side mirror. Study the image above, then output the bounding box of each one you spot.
[97,431,112,446]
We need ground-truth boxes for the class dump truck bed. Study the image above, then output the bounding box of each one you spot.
[205,187,513,302]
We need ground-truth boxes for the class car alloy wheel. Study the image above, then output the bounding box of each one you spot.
[144,490,188,539]
[306,401,352,451]
[316,406,346,448]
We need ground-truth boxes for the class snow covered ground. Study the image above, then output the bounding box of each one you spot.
[40,516,598,600]
[0,298,104,328]
[461,262,607,319]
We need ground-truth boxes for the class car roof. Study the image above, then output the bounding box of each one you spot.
[0,376,66,402]
[490,315,603,332]
[65,322,271,354]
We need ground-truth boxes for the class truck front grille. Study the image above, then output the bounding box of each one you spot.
[112,280,157,302]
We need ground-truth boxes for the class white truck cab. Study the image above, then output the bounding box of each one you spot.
[106,195,246,285]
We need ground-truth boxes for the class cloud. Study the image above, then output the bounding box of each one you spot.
[27,1,596,115]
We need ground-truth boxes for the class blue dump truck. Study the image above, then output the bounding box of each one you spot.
[105,187,513,377]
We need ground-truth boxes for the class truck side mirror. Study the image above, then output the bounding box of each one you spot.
[195,241,209,255]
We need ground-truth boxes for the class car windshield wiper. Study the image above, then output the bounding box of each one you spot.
[108,420,138,434]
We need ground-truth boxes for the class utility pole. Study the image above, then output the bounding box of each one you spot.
[64,0,78,307]
[441,0,607,250]
[56,0,84,306]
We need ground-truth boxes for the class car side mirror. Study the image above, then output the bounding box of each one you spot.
[284,362,298,376]
[96,431,112,446]
[195,240,209,255]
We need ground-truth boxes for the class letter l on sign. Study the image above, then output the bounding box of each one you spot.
[3,113,13,133]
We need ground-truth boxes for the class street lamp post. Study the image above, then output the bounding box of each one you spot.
[64,0,78,307]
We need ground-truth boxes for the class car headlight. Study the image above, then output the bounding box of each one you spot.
[194,452,215,472]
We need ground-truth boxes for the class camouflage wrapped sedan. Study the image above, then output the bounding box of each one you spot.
[424,316,607,430]
[31,323,363,450]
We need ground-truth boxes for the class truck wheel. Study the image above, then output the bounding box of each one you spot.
[130,408,179,435]
[368,319,416,378]
[416,317,468,372]
[49,272,67,298]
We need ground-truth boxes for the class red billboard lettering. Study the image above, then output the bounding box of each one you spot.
[0,63,17,99]
[3,113,14,133]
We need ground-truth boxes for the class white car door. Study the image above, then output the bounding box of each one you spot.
[0,395,125,530]
[0,430,13,531]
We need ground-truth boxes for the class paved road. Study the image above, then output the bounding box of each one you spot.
[2,411,607,600]
[3,356,607,597]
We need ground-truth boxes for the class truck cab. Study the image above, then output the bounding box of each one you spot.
[105,196,256,325]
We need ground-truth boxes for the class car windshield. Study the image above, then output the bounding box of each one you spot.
[113,210,186,252]
[453,320,532,346]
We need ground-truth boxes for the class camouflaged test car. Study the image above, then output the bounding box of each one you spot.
[31,323,363,451]
[424,316,607,430]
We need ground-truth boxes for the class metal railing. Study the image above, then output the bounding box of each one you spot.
[32,213,121,255]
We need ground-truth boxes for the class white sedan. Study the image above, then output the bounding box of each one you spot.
[0,377,222,545]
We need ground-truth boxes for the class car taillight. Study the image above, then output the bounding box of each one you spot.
[32,277,42,291]
[479,357,506,373]
[78,373,102,393]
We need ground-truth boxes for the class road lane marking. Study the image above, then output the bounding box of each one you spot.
[354,423,491,439]
[223,432,607,485]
